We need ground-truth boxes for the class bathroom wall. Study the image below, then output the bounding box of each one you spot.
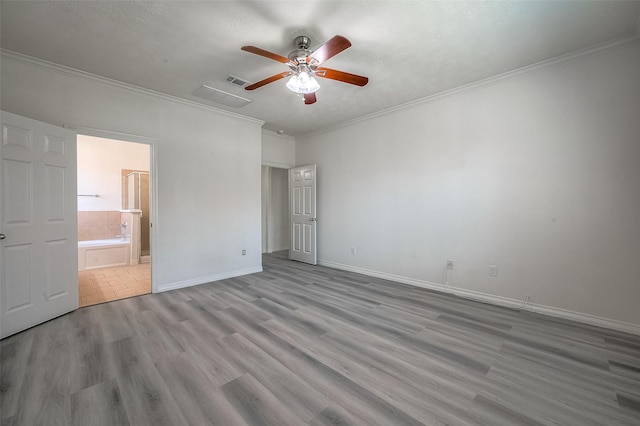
[77,136,150,243]
[77,211,122,241]
[77,134,150,211]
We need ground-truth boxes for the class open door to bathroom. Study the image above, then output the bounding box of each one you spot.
[76,132,155,307]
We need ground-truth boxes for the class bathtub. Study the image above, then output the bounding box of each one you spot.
[78,239,130,271]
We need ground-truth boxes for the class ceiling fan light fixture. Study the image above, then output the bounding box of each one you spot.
[286,71,320,94]
[286,74,300,92]
[242,35,367,104]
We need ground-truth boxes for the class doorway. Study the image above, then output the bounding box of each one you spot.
[261,166,289,255]
[77,134,153,306]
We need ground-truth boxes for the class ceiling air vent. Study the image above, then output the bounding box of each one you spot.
[192,85,251,108]
[225,75,251,88]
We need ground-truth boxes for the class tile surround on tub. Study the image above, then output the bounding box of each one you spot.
[77,211,123,241]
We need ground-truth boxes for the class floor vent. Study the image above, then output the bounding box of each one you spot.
[192,85,252,108]
[225,75,251,88]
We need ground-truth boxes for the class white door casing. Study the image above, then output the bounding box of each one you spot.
[1,111,78,339]
[289,164,317,265]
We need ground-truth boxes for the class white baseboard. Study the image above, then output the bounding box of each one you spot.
[522,303,640,336]
[319,260,640,336]
[157,266,263,293]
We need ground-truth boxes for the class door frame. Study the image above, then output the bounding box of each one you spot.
[68,125,158,293]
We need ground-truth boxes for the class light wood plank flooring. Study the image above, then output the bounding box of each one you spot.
[2,254,639,425]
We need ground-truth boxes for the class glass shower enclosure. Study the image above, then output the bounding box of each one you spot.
[123,171,150,256]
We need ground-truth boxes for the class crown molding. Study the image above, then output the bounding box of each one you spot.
[0,49,265,127]
[298,34,640,141]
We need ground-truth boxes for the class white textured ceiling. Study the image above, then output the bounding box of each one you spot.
[2,1,639,137]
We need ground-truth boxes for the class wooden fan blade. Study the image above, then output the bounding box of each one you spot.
[304,93,317,105]
[308,35,351,64]
[315,68,369,86]
[245,72,292,90]
[241,46,293,65]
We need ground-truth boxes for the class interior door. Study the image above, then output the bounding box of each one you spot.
[289,164,317,265]
[1,111,78,339]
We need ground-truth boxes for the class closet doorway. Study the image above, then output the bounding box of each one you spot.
[261,166,289,256]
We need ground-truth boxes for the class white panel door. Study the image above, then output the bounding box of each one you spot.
[1,111,78,339]
[289,164,317,265]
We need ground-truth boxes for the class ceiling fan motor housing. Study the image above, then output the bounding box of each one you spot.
[288,35,316,66]
[294,35,311,50]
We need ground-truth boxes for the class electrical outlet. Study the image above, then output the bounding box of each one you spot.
[351,247,357,255]
[447,260,454,270]
[242,249,246,255]
[489,265,498,277]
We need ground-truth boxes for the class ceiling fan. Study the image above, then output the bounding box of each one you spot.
[241,35,369,105]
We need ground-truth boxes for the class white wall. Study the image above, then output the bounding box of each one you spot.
[77,135,150,211]
[262,130,295,168]
[261,130,294,253]
[1,52,264,292]
[296,40,640,329]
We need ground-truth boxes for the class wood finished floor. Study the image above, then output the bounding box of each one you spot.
[2,254,639,425]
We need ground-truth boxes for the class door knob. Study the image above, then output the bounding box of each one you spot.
[0,234,5,240]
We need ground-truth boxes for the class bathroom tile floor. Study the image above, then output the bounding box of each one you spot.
[78,263,151,307]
